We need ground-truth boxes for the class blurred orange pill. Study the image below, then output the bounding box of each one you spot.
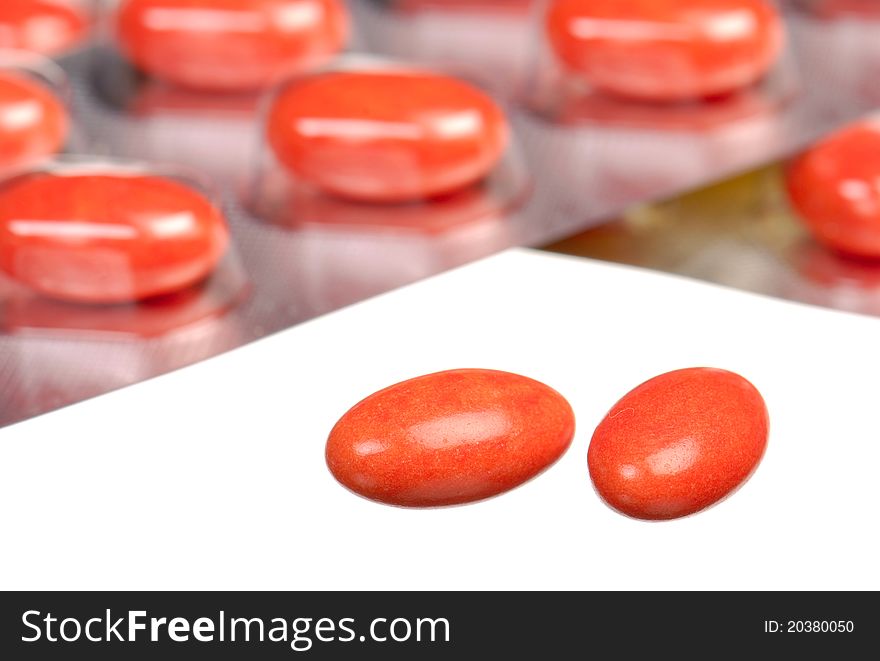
[546,0,785,102]
[116,0,349,91]
[0,71,67,172]
[786,121,880,259]
[266,70,510,203]
[0,0,89,55]
[0,172,229,304]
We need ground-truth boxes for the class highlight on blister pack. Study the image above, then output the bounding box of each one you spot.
[245,56,531,234]
[0,50,77,176]
[365,0,535,96]
[0,0,94,58]
[525,0,799,129]
[88,52,267,183]
[0,157,249,338]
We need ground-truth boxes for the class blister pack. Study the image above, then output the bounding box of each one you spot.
[1,0,877,427]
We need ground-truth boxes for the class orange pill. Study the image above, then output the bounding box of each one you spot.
[267,70,510,202]
[0,0,89,55]
[589,368,769,520]
[0,71,68,172]
[326,369,575,507]
[546,0,785,102]
[785,121,880,259]
[0,172,229,304]
[115,0,349,91]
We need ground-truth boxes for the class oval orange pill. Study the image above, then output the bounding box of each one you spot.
[0,71,68,172]
[588,368,768,520]
[326,369,575,507]
[546,0,785,102]
[785,120,880,259]
[266,70,510,203]
[0,172,229,303]
[0,0,89,55]
[115,0,349,91]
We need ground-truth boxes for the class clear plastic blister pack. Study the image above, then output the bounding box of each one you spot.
[1,0,879,428]
[545,114,880,318]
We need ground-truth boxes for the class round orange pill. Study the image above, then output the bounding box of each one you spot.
[0,71,68,172]
[785,120,880,259]
[115,0,349,91]
[546,0,785,102]
[588,368,769,520]
[267,70,510,203]
[326,369,576,507]
[0,171,229,304]
[0,0,89,55]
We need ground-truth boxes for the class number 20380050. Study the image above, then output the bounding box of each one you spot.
[765,621,854,633]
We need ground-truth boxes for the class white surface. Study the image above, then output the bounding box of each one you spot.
[1,249,878,590]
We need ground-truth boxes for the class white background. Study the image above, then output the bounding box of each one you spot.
[1,249,877,590]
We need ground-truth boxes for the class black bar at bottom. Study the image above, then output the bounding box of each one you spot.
[0,592,872,658]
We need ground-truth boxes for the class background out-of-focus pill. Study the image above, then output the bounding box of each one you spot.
[588,367,769,521]
[0,171,230,304]
[546,0,786,102]
[0,71,68,172]
[326,369,576,507]
[785,120,880,260]
[115,0,350,92]
[267,70,510,203]
[0,0,90,55]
